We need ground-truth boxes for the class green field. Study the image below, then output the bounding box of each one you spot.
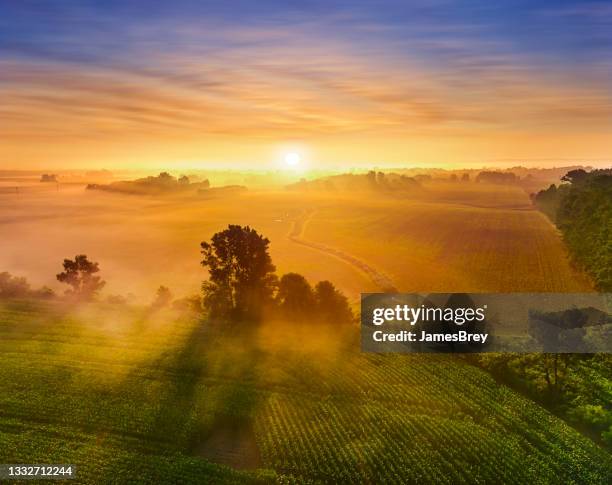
[1,299,610,484]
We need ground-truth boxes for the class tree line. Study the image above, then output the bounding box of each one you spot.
[474,169,612,448]
[200,225,353,324]
[534,168,612,291]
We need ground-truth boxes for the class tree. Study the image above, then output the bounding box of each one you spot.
[172,295,202,313]
[366,171,377,190]
[376,172,390,190]
[56,255,105,300]
[276,273,316,319]
[40,174,58,183]
[0,272,31,298]
[533,184,563,221]
[561,169,588,184]
[314,280,353,324]
[535,169,612,290]
[152,285,173,308]
[201,225,277,321]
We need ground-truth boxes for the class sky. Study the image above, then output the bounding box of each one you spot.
[1,0,611,170]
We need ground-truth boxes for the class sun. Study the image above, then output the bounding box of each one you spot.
[284,152,301,167]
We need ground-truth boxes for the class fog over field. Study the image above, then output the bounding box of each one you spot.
[0,174,591,303]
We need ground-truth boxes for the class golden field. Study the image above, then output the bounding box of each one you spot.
[0,181,590,302]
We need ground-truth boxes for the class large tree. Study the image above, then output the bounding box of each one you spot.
[201,225,277,321]
[314,280,353,324]
[56,254,105,300]
[276,273,316,320]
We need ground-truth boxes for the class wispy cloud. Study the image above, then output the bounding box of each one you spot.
[0,1,610,167]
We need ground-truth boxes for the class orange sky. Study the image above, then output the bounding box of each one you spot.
[1,3,611,170]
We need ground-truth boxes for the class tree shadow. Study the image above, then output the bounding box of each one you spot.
[119,319,265,455]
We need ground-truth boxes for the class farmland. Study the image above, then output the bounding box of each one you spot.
[301,183,592,293]
[0,179,608,483]
[0,186,377,301]
[0,299,611,483]
[0,181,590,303]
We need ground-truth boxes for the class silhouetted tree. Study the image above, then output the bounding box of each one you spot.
[56,255,105,300]
[201,225,277,321]
[376,172,390,190]
[276,273,316,319]
[152,285,173,308]
[561,169,588,184]
[40,174,58,183]
[314,280,353,324]
[172,295,202,313]
[366,171,377,190]
[0,272,31,298]
[534,184,561,220]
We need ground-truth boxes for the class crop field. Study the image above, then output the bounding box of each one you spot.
[0,182,591,305]
[0,299,610,483]
[0,181,606,483]
[302,183,592,293]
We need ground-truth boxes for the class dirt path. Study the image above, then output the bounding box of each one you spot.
[288,209,397,292]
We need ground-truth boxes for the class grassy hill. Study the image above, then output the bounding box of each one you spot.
[1,299,610,483]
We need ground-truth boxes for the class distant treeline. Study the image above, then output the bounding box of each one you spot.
[0,272,55,299]
[287,167,594,193]
[533,169,612,291]
[87,172,210,195]
[288,171,421,193]
[475,171,517,184]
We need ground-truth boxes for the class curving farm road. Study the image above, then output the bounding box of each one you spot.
[288,209,397,292]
